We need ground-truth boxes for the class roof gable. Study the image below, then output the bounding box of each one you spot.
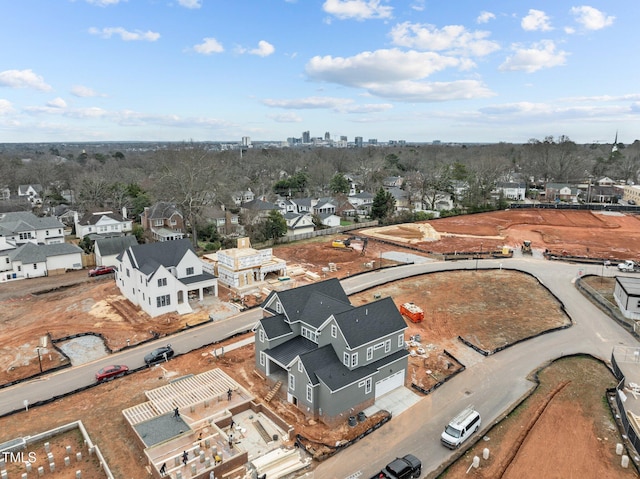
[125,238,195,273]
[334,297,406,349]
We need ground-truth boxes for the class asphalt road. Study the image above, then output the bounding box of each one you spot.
[0,258,634,479]
[317,258,636,479]
[0,307,262,416]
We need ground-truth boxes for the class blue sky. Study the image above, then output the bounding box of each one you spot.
[0,0,636,144]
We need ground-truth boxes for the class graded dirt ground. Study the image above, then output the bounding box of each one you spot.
[438,356,637,479]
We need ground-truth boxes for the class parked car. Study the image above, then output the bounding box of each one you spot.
[144,345,174,365]
[88,265,116,277]
[95,364,129,382]
[371,454,421,479]
[441,406,481,449]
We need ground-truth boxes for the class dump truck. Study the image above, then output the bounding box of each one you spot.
[371,454,422,479]
[521,240,532,255]
[400,302,424,323]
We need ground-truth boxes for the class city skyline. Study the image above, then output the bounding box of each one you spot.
[1,1,637,145]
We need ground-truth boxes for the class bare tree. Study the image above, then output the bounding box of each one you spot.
[155,144,220,247]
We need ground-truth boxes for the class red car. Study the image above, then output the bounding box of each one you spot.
[95,365,129,382]
[88,265,115,277]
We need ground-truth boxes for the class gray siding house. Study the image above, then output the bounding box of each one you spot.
[254,278,408,427]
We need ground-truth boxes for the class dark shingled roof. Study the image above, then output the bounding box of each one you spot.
[95,235,138,257]
[316,349,408,392]
[262,278,350,322]
[299,345,338,385]
[298,291,353,329]
[260,314,293,340]
[267,336,317,368]
[334,296,407,349]
[124,238,194,276]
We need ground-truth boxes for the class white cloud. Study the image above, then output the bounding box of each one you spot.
[477,11,495,24]
[47,98,67,109]
[411,0,425,12]
[389,22,500,57]
[193,38,224,55]
[85,0,123,6]
[306,49,465,88]
[263,96,393,113]
[71,85,103,98]
[88,27,160,41]
[267,112,303,123]
[570,6,614,31]
[178,0,202,9]
[250,40,275,57]
[263,96,348,109]
[364,80,494,102]
[0,69,52,91]
[521,9,552,32]
[322,0,392,21]
[499,40,567,73]
[0,99,15,115]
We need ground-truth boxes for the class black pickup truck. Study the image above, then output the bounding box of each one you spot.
[371,454,422,479]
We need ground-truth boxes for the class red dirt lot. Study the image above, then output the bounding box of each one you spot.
[420,209,640,259]
[440,356,638,479]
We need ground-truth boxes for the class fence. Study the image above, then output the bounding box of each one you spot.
[575,275,638,337]
[253,220,379,248]
[509,202,640,213]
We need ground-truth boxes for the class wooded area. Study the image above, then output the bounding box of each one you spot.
[1,137,639,243]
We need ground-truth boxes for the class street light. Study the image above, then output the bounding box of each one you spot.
[36,347,43,373]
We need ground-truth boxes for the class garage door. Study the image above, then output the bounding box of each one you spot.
[375,369,405,399]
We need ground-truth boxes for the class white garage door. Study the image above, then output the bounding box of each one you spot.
[375,369,405,399]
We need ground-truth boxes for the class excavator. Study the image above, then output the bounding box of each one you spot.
[521,240,532,255]
[331,236,369,255]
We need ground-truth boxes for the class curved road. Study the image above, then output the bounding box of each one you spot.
[317,258,637,478]
[0,258,635,479]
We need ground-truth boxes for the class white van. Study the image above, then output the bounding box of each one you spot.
[440,406,481,449]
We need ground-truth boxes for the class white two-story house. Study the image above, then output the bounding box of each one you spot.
[115,239,218,318]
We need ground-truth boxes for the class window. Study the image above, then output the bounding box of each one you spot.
[398,333,404,348]
[259,351,265,367]
[306,385,312,402]
[158,277,167,287]
[17,266,21,272]
[275,302,281,313]
[154,219,163,227]
[288,373,295,390]
[331,324,337,338]
[385,339,391,353]
[343,352,349,367]
[33,264,37,269]
[365,377,372,394]
[367,347,373,361]
[5,258,8,264]
[126,268,130,277]
[298,361,303,372]
[186,266,194,275]
[46,230,49,236]
[351,353,358,367]
[259,329,265,343]
[374,342,384,350]
[301,326,317,343]
[156,295,171,308]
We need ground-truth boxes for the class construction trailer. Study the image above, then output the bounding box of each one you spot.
[400,302,424,323]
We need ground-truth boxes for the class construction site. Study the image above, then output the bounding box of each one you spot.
[1,209,640,478]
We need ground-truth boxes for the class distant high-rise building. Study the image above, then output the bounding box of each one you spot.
[340,135,348,142]
[324,131,331,141]
[302,131,311,143]
[354,136,363,148]
[241,136,251,147]
[368,139,378,145]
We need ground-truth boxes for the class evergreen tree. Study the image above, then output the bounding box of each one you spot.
[371,187,395,221]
